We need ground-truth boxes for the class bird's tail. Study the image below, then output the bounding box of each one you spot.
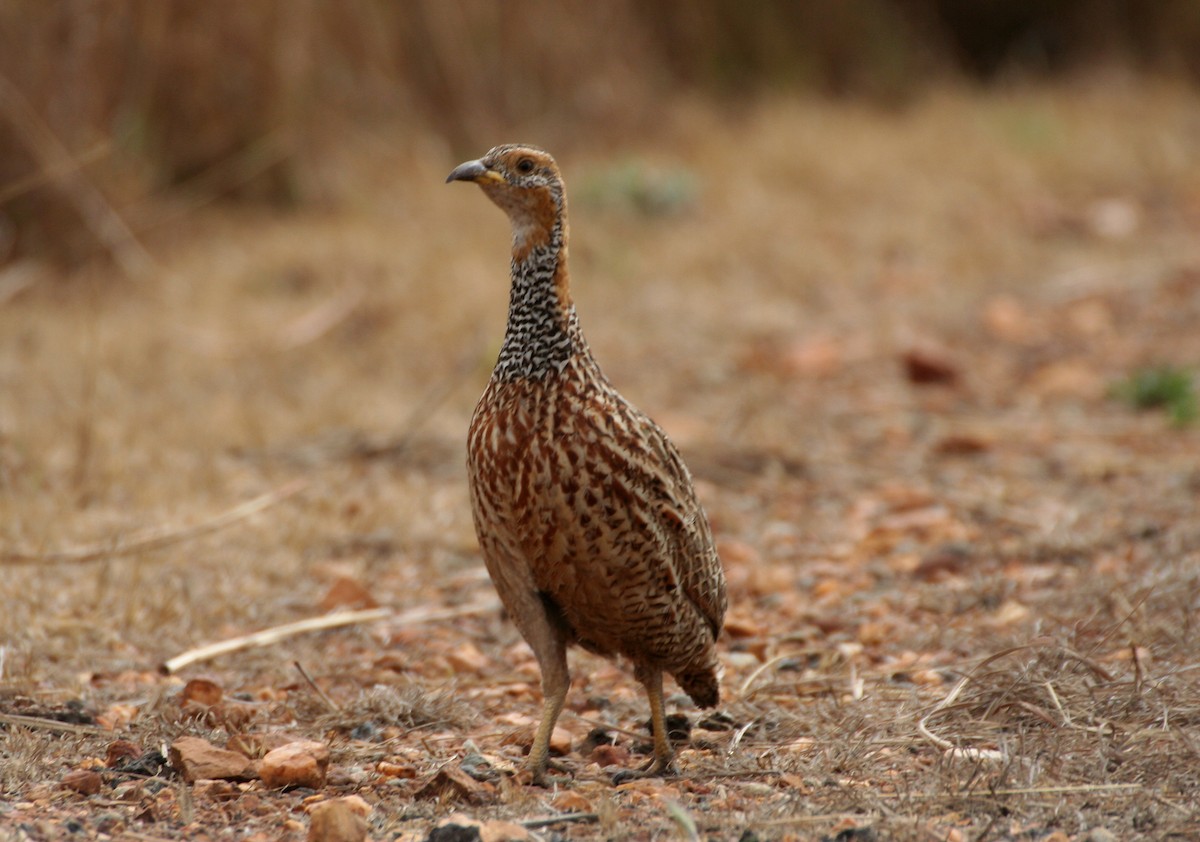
[676,666,720,709]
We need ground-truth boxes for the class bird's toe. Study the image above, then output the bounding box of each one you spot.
[611,756,675,785]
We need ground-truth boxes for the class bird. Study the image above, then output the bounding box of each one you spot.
[447,144,727,785]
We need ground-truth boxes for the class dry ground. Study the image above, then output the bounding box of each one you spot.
[2,79,1200,841]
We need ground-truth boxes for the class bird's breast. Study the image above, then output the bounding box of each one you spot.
[469,373,615,553]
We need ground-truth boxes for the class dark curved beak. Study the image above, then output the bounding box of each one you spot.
[446,159,490,184]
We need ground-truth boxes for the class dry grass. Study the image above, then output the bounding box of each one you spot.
[2,80,1200,839]
[5,1,1200,269]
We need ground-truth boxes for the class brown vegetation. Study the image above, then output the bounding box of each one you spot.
[3,78,1199,839]
[3,1,1200,265]
[2,6,1200,840]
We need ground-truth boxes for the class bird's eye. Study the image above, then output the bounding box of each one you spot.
[516,158,535,174]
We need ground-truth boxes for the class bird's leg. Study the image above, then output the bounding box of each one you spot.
[526,632,570,787]
[613,665,675,784]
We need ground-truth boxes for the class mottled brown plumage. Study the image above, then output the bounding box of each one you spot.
[447,145,727,784]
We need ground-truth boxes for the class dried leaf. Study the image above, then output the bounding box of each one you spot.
[319,576,379,612]
[181,677,224,707]
[61,769,103,795]
[415,764,488,803]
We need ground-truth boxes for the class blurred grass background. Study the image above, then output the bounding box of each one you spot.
[1,0,1199,268]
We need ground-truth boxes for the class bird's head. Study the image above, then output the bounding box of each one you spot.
[447,145,566,254]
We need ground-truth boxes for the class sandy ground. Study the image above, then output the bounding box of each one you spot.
[2,80,1200,840]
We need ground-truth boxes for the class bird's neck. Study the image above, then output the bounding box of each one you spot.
[493,216,590,381]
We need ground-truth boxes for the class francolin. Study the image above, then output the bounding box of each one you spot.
[448,145,727,784]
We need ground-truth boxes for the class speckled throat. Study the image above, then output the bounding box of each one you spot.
[492,220,590,381]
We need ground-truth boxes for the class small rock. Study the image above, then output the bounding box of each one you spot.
[327,766,368,787]
[338,795,371,816]
[460,753,500,782]
[589,743,630,767]
[61,769,103,795]
[93,813,125,834]
[982,294,1039,344]
[260,740,331,789]
[377,760,418,779]
[499,723,572,756]
[1027,359,1104,400]
[722,614,765,638]
[782,335,844,378]
[1085,829,1117,842]
[549,725,573,756]
[308,796,370,842]
[193,779,240,801]
[111,780,144,801]
[901,346,960,386]
[168,736,254,784]
[930,433,992,456]
[479,820,532,842]
[1087,197,1139,240]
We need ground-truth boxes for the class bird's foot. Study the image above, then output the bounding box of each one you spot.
[611,756,674,786]
[526,758,573,788]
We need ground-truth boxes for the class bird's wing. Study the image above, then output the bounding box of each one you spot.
[582,387,727,638]
[641,423,728,639]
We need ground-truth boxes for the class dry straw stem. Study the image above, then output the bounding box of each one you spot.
[0,140,111,205]
[0,73,154,277]
[161,599,500,674]
[917,672,1006,762]
[0,712,110,737]
[273,284,366,352]
[878,783,1143,800]
[294,660,341,713]
[520,813,600,830]
[0,479,309,566]
[916,639,1130,762]
[917,643,1047,762]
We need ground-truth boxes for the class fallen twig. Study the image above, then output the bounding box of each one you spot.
[350,338,486,460]
[274,285,366,352]
[294,660,341,713]
[915,645,1039,763]
[0,480,308,566]
[0,262,46,307]
[881,782,1143,799]
[0,140,111,204]
[0,73,154,278]
[572,714,646,742]
[917,691,1006,762]
[0,712,110,736]
[752,813,878,828]
[520,812,599,829]
[1043,680,1113,736]
[161,599,500,674]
